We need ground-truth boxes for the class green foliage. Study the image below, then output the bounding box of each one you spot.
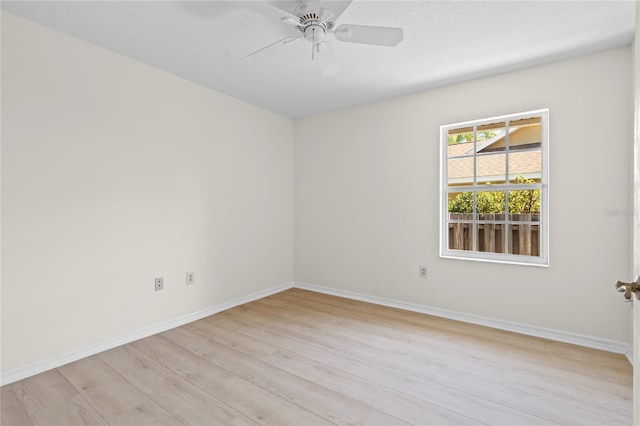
[448,176,540,214]
[477,190,505,213]
[478,131,496,140]
[508,175,541,214]
[447,131,497,145]
[447,133,474,145]
[448,191,474,213]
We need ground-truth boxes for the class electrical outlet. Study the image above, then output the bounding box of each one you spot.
[186,272,195,285]
[155,277,164,291]
[419,266,428,278]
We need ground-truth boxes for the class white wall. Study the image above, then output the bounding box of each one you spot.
[294,46,634,343]
[1,9,634,381]
[1,12,293,373]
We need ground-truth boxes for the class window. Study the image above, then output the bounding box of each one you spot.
[440,109,549,266]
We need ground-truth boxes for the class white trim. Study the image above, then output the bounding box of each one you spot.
[294,281,632,358]
[0,282,294,386]
[440,108,550,267]
[443,109,550,132]
[625,346,633,365]
[440,253,549,267]
[448,173,542,186]
[3,279,630,385]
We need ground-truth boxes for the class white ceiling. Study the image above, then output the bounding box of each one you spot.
[2,0,636,118]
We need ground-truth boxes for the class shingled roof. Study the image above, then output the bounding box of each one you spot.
[447,126,542,185]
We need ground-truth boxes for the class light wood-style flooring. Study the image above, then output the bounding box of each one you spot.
[1,288,633,425]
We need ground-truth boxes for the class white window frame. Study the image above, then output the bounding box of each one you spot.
[439,109,549,267]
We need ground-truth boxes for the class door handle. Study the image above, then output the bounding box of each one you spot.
[615,276,640,300]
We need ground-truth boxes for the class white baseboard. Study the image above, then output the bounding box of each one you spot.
[0,282,294,386]
[294,281,633,360]
[3,279,631,386]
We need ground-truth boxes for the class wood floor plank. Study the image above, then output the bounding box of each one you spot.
[507,344,632,385]
[268,291,633,385]
[207,314,558,425]
[130,334,332,426]
[239,298,532,385]
[57,355,153,420]
[270,290,521,359]
[108,400,184,426]
[1,384,34,426]
[58,355,183,425]
[9,369,108,425]
[256,294,505,383]
[190,316,557,426]
[280,288,548,351]
[162,325,408,426]
[278,289,632,381]
[97,344,257,426]
[1,288,632,425]
[501,369,632,424]
[544,338,633,368]
[213,298,630,425]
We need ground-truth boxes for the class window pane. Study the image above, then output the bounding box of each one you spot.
[506,116,542,257]
[476,190,506,214]
[508,221,541,257]
[441,109,547,265]
[447,128,475,153]
[508,117,542,151]
[447,190,473,251]
[448,221,473,251]
[508,150,541,183]
[476,220,506,254]
[447,191,473,214]
[508,190,541,218]
[475,123,506,153]
[447,157,474,187]
[477,153,506,185]
[476,191,507,253]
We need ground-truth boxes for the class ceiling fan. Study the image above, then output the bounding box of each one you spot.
[241,0,404,76]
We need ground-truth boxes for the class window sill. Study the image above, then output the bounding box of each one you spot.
[440,252,549,267]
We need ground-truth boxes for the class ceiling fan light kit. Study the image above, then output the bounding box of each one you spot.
[244,0,404,77]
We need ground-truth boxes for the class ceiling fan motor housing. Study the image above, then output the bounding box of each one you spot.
[297,13,334,41]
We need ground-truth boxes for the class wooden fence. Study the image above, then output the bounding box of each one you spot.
[448,213,540,256]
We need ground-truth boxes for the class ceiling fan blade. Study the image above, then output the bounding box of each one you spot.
[235,1,300,26]
[318,7,333,22]
[316,41,341,77]
[246,36,301,60]
[320,0,353,22]
[334,24,404,46]
[291,1,352,22]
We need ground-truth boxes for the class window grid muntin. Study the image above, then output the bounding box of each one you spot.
[441,109,548,266]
